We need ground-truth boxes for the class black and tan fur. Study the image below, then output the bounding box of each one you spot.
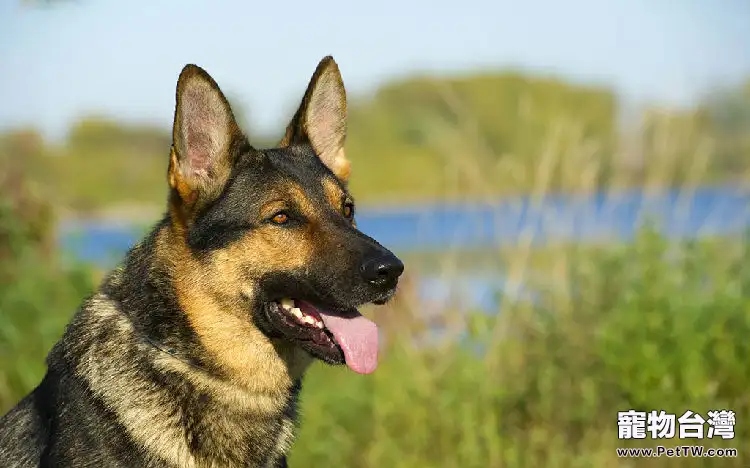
[0,56,404,467]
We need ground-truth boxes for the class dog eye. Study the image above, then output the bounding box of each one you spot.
[270,211,290,225]
[343,202,354,219]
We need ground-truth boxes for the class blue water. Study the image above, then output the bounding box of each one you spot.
[59,186,750,312]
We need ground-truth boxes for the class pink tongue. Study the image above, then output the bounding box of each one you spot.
[308,306,379,374]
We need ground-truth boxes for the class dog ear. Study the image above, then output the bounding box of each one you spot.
[169,64,246,208]
[280,56,350,183]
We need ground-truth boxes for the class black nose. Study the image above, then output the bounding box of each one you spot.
[360,255,404,286]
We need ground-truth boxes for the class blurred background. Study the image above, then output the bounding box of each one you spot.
[2,0,750,466]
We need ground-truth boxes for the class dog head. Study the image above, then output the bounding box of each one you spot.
[165,56,403,376]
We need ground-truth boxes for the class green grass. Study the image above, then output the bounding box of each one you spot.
[0,195,95,406]
[289,230,750,467]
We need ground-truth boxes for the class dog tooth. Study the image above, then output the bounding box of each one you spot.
[280,298,295,310]
[315,321,324,329]
[291,308,303,318]
[302,316,317,325]
[308,314,321,325]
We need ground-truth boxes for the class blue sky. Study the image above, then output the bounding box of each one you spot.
[1,0,749,141]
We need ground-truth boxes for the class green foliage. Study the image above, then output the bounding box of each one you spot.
[0,168,94,409]
[703,79,750,175]
[0,125,169,214]
[67,116,170,155]
[290,232,750,467]
[346,72,618,201]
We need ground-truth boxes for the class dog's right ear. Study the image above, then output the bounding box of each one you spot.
[169,64,246,210]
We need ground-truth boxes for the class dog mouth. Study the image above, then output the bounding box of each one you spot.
[265,298,379,374]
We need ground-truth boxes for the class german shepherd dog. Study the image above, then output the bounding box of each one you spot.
[0,56,404,467]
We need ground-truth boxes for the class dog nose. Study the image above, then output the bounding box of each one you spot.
[360,255,404,286]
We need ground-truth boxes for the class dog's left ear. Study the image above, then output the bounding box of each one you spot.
[280,56,350,183]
